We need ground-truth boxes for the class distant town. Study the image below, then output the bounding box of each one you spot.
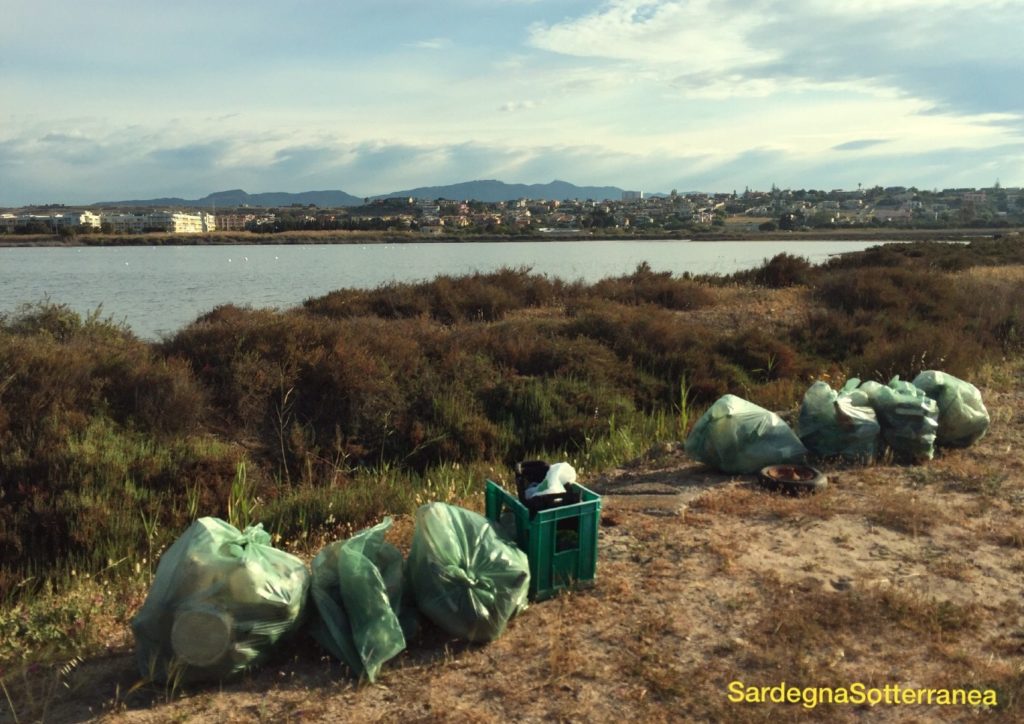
[3,183,1022,237]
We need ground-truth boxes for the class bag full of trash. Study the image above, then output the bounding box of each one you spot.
[860,377,939,463]
[131,517,309,683]
[408,503,529,643]
[798,379,881,462]
[912,370,990,447]
[684,394,807,474]
[308,517,413,682]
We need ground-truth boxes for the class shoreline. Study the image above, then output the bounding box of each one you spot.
[0,227,1017,248]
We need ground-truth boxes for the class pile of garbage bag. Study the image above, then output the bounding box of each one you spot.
[133,504,533,684]
[131,518,309,683]
[685,369,988,473]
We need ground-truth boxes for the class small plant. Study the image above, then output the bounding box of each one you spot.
[675,374,693,440]
[227,461,258,530]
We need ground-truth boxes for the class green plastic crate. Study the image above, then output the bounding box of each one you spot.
[485,480,600,601]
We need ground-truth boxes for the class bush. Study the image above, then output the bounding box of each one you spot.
[5,252,1023,598]
[756,253,813,288]
[589,263,715,310]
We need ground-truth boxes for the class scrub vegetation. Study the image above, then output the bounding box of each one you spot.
[1,238,1023,720]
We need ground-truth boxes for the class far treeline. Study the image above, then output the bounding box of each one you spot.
[0,239,1022,600]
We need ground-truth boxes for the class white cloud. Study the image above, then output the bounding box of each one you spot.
[528,0,776,72]
[807,0,1014,15]
[408,37,452,50]
[498,100,538,112]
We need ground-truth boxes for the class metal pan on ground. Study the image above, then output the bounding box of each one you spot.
[757,465,828,495]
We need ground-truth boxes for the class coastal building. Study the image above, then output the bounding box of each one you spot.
[100,211,216,233]
[0,211,101,230]
[216,213,258,231]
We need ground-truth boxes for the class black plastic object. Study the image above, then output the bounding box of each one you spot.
[757,465,828,495]
[514,460,578,515]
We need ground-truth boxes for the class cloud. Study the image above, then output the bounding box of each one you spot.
[833,139,889,152]
[3,119,1023,207]
[528,0,776,73]
[147,142,227,169]
[529,0,1024,123]
[407,37,452,50]
[498,100,537,112]
[4,0,1024,204]
[40,132,92,144]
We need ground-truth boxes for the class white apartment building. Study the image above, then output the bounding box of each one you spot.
[0,211,102,230]
[100,211,216,233]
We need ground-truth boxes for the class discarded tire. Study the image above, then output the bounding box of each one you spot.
[757,465,827,495]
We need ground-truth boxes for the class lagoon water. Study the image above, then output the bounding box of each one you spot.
[1,239,886,340]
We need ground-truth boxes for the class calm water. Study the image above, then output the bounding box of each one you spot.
[1,240,886,340]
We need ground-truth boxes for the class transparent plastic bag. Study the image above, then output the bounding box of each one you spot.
[912,370,990,447]
[131,517,309,683]
[861,377,939,463]
[684,394,807,474]
[408,503,529,643]
[309,518,410,682]
[799,379,880,462]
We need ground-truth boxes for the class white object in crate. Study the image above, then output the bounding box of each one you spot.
[524,461,576,499]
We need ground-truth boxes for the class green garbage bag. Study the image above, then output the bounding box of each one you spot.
[912,370,990,447]
[308,518,410,682]
[408,503,529,643]
[684,394,807,474]
[131,517,309,683]
[860,377,939,463]
[799,379,880,462]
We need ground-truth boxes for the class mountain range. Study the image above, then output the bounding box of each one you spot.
[372,179,627,203]
[93,180,630,208]
[92,189,364,209]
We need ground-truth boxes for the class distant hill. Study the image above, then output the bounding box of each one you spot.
[372,179,626,203]
[93,189,364,208]
[93,180,633,208]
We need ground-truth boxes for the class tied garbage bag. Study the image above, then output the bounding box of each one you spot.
[309,518,413,682]
[131,517,309,683]
[799,379,880,462]
[912,370,990,447]
[684,394,807,474]
[861,377,939,463]
[408,503,529,643]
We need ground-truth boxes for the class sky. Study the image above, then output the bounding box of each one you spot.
[3,0,1024,205]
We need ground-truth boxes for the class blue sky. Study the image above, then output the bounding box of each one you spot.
[3,0,1023,205]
